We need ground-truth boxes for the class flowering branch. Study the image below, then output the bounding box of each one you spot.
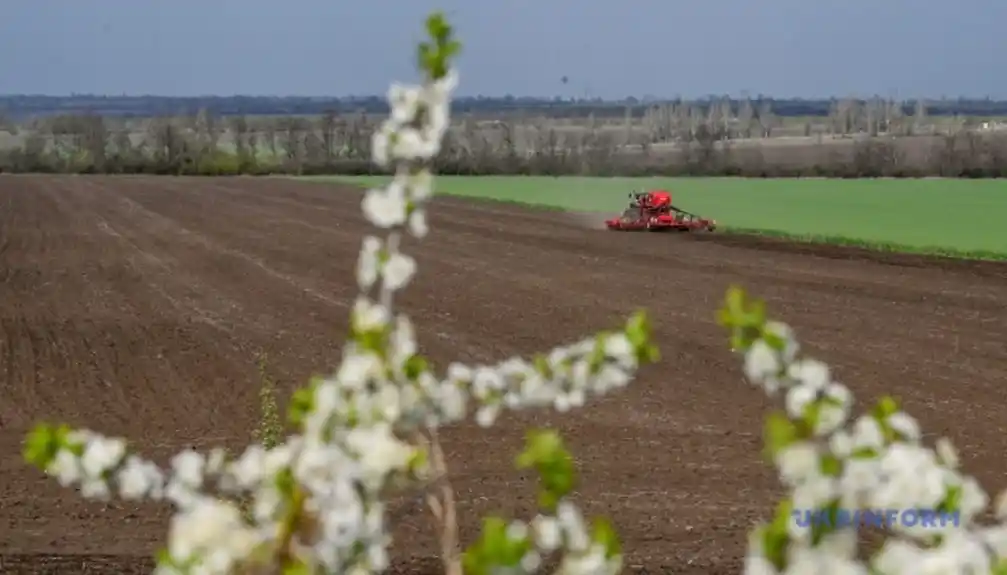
[720,286,1006,575]
[23,11,656,575]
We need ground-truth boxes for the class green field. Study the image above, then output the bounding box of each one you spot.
[304,176,1007,260]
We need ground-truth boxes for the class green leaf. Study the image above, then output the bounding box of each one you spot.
[287,380,318,426]
[718,285,746,327]
[354,327,388,355]
[762,330,786,352]
[283,559,311,575]
[810,500,839,545]
[408,446,429,474]
[417,11,462,81]
[872,396,900,420]
[588,333,607,373]
[403,354,429,379]
[717,286,768,351]
[592,517,622,558]
[763,412,798,459]
[425,12,452,43]
[516,429,560,469]
[938,485,962,514]
[481,517,508,556]
[850,446,877,459]
[275,467,296,498]
[762,499,792,571]
[532,353,553,379]
[516,429,576,512]
[625,310,659,364]
[23,422,72,469]
[819,454,843,476]
[462,516,528,575]
[153,548,173,567]
[801,401,819,430]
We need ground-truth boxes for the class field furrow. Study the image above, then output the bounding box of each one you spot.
[1,175,1006,574]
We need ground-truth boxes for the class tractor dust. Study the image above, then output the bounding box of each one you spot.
[561,211,610,231]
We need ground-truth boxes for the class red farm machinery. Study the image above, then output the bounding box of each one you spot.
[604,189,717,233]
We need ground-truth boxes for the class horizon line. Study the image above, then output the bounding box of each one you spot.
[0,93,1002,102]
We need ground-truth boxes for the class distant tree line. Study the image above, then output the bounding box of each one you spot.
[5,94,1007,120]
[2,107,1007,178]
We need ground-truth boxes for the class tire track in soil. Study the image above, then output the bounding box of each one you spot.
[1,176,1006,574]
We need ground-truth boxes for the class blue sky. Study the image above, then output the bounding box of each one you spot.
[2,0,1003,99]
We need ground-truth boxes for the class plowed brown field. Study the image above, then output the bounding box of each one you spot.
[1,175,1007,574]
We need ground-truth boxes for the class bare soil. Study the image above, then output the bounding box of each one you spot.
[2,175,1007,574]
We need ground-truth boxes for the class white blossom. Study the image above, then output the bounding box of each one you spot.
[80,436,126,478]
[382,251,416,291]
[387,83,422,125]
[171,449,204,489]
[787,358,830,391]
[935,437,959,469]
[776,442,821,486]
[785,385,816,420]
[744,340,780,386]
[167,497,260,573]
[764,321,798,363]
[557,501,590,552]
[814,402,848,437]
[886,411,921,442]
[521,551,542,572]
[959,476,989,523]
[345,425,415,490]
[409,170,434,201]
[850,416,885,452]
[837,458,879,508]
[352,297,390,332]
[814,382,852,436]
[533,514,563,551]
[49,449,83,487]
[80,478,111,500]
[817,528,857,561]
[558,545,612,575]
[744,555,779,575]
[736,318,1005,574]
[474,404,499,427]
[357,235,382,289]
[361,182,408,228]
[370,122,393,167]
[828,430,853,458]
[408,208,429,238]
[118,455,163,500]
[506,519,529,541]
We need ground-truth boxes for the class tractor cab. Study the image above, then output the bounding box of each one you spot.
[627,190,645,208]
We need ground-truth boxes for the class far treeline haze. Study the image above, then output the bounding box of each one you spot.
[7,94,1007,119]
[4,93,1007,178]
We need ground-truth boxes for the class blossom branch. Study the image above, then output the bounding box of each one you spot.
[22,12,655,575]
[720,286,1004,575]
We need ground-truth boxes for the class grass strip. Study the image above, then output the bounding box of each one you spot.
[294,175,1007,263]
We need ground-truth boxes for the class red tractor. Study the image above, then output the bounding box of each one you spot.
[604,189,717,232]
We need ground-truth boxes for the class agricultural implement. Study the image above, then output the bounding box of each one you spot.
[604,189,717,232]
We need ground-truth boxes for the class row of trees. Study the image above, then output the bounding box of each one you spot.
[641,96,941,141]
[0,108,1005,178]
